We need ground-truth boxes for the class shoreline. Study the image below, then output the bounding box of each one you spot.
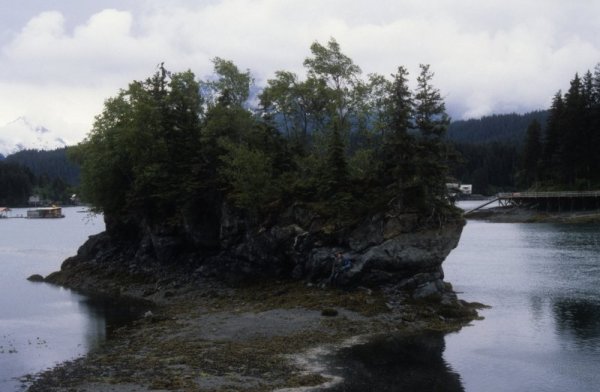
[24,263,484,391]
[465,206,600,223]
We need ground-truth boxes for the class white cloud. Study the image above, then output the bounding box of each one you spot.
[1,0,600,144]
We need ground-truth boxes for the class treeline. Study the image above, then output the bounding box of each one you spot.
[447,111,548,145]
[452,142,519,195]
[447,112,539,195]
[520,66,600,189]
[72,39,457,227]
[0,160,74,206]
[0,148,80,206]
[449,64,600,195]
[0,162,33,206]
[5,148,80,185]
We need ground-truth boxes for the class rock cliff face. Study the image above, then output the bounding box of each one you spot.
[50,202,464,297]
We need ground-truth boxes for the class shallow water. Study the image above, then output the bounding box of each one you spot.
[0,208,147,391]
[325,206,600,391]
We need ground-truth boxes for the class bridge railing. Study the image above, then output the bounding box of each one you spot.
[498,191,600,199]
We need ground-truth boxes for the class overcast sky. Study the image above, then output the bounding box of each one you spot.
[1,0,599,144]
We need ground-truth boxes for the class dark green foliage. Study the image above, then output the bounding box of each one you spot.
[518,120,543,187]
[452,64,600,194]
[0,162,33,205]
[0,151,77,205]
[447,111,549,145]
[75,40,457,230]
[71,66,206,219]
[451,142,519,195]
[413,65,452,209]
[378,66,417,202]
[537,66,600,189]
[542,92,564,179]
[6,148,80,185]
[322,120,349,195]
[33,175,72,204]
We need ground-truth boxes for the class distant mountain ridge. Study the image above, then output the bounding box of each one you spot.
[446,110,549,145]
[0,116,68,156]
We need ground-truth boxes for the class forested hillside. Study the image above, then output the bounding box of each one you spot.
[446,112,544,195]
[0,162,33,206]
[451,142,519,195]
[5,148,79,185]
[520,67,600,189]
[449,64,600,195]
[0,148,79,206]
[447,111,548,145]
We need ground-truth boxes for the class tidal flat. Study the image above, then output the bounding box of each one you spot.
[25,272,482,392]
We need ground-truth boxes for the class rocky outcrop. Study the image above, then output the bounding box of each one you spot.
[48,201,464,298]
[27,274,45,282]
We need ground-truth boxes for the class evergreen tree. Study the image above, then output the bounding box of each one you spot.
[414,64,451,209]
[379,66,415,192]
[542,91,564,183]
[520,120,543,187]
[322,119,349,196]
[0,162,33,206]
[562,73,586,185]
[73,41,458,234]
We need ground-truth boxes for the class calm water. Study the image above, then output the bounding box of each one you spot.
[326,202,600,391]
[0,208,146,391]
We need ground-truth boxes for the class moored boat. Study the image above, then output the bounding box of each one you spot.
[26,207,65,219]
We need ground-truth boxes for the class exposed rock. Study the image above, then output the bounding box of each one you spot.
[48,201,464,298]
[27,274,45,282]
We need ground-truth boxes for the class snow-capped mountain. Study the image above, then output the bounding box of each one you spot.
[0,117,67,157]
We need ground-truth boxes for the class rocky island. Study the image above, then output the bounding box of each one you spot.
[26,40,483,391]
[28,201,479,392]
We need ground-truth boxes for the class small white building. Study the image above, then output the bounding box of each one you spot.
[459,184,472,195]
[28,195,41,206]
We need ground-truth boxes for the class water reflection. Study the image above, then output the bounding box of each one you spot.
[444,219,600,391]
[520,223,600,349]
[77,295,151,338]
[325,333,464,392]
[552,298,600,349]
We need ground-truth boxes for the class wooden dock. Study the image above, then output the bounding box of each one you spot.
[498,191,600,211]
[465,191,600,214]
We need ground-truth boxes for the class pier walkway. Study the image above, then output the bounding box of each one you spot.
[465,191,600,215]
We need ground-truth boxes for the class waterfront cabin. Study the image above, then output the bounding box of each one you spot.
[26,207,64,219]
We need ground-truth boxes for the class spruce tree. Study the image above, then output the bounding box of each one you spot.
[323,119,349,195]
[562,74,586,185]
[542,91,564,183]
[413,64,451,209]
[380,66,415,191]
[521,120,543,187]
